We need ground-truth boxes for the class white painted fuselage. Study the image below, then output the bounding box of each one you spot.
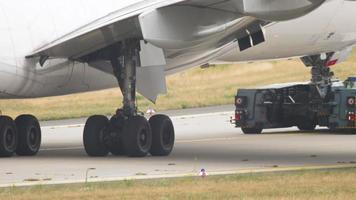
[0,0,355,99]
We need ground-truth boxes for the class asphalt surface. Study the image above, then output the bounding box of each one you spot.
[1,105,356,187]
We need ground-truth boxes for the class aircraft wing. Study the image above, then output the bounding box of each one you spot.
[26,0,186,59]
[26,0,326,60]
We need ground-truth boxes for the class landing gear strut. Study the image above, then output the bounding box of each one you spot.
[301,53,335,99]
[83,40,175,157]
[298,53,336,131]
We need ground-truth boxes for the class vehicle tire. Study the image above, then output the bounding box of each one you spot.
[0,116,18,157]
[122,116,152,157]
[106,116,125,156]
[15,115,41,156]
[149,115,175,156]
[297,122,316,131]
[83,115,109,157]
[241,127,263,134]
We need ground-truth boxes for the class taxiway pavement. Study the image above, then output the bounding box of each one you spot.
[1,105,356,187]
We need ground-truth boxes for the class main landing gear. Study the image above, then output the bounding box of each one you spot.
[83,40,175,157]
[0,115,41,157]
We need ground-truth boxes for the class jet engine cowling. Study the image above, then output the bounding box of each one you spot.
[233,0,326,21]
[139,0,326,51]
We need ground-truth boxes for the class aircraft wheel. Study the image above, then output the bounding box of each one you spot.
[149,115,175,156]
[106,116,125,156]
[15,115,41,156]
[242,127,263,134]
[122,116,152,157]
[0,116,18,157]
[83,115,109,157]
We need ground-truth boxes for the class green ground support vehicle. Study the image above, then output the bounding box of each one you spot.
[232,77,356,134]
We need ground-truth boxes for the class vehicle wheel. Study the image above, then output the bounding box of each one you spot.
[106,116,125,156]
[83,115,109,157]
[149,115,175,156]
[15,115,41,156]
[0,116,18,157]
[122,116,152,157]
[297,122,316,131]
[241,127,263,134]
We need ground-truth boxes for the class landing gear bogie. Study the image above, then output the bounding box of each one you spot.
[82,39,176,158]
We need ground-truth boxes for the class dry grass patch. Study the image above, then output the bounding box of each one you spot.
[1,52,356,121]
[1,168,356,200]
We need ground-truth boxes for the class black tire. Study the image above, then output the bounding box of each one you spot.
[149,115,175,156]
[242,127,263,134]
[108,144,125,156]
[15,115,41,156]
[297,122,316,131]
[122,116,152,157]
[83,115,109,157]
[0,116,18,157]
[106,115,125,156]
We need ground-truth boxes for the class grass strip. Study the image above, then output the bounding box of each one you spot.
[1,167,356,200]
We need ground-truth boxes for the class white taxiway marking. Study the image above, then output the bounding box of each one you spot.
[41,147,84,151]
[41,111,233,129]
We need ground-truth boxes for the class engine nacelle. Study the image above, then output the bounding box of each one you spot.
[139,0,325,50]
[139,5,244,50]
[233,0,325,21]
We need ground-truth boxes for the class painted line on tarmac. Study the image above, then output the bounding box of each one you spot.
[38,137,239,152]
[39,136,247,152]
[177,137,245,143]
[171,111,232,119]
[41,111,233,130]
[1,164,355,188]
[40,147,83,151]
[177,133,304,144]
[39,133,302,152]
[42,124,85,129]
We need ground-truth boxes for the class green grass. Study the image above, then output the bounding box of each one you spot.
[1,52,356,121]
[2,168,356,200]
